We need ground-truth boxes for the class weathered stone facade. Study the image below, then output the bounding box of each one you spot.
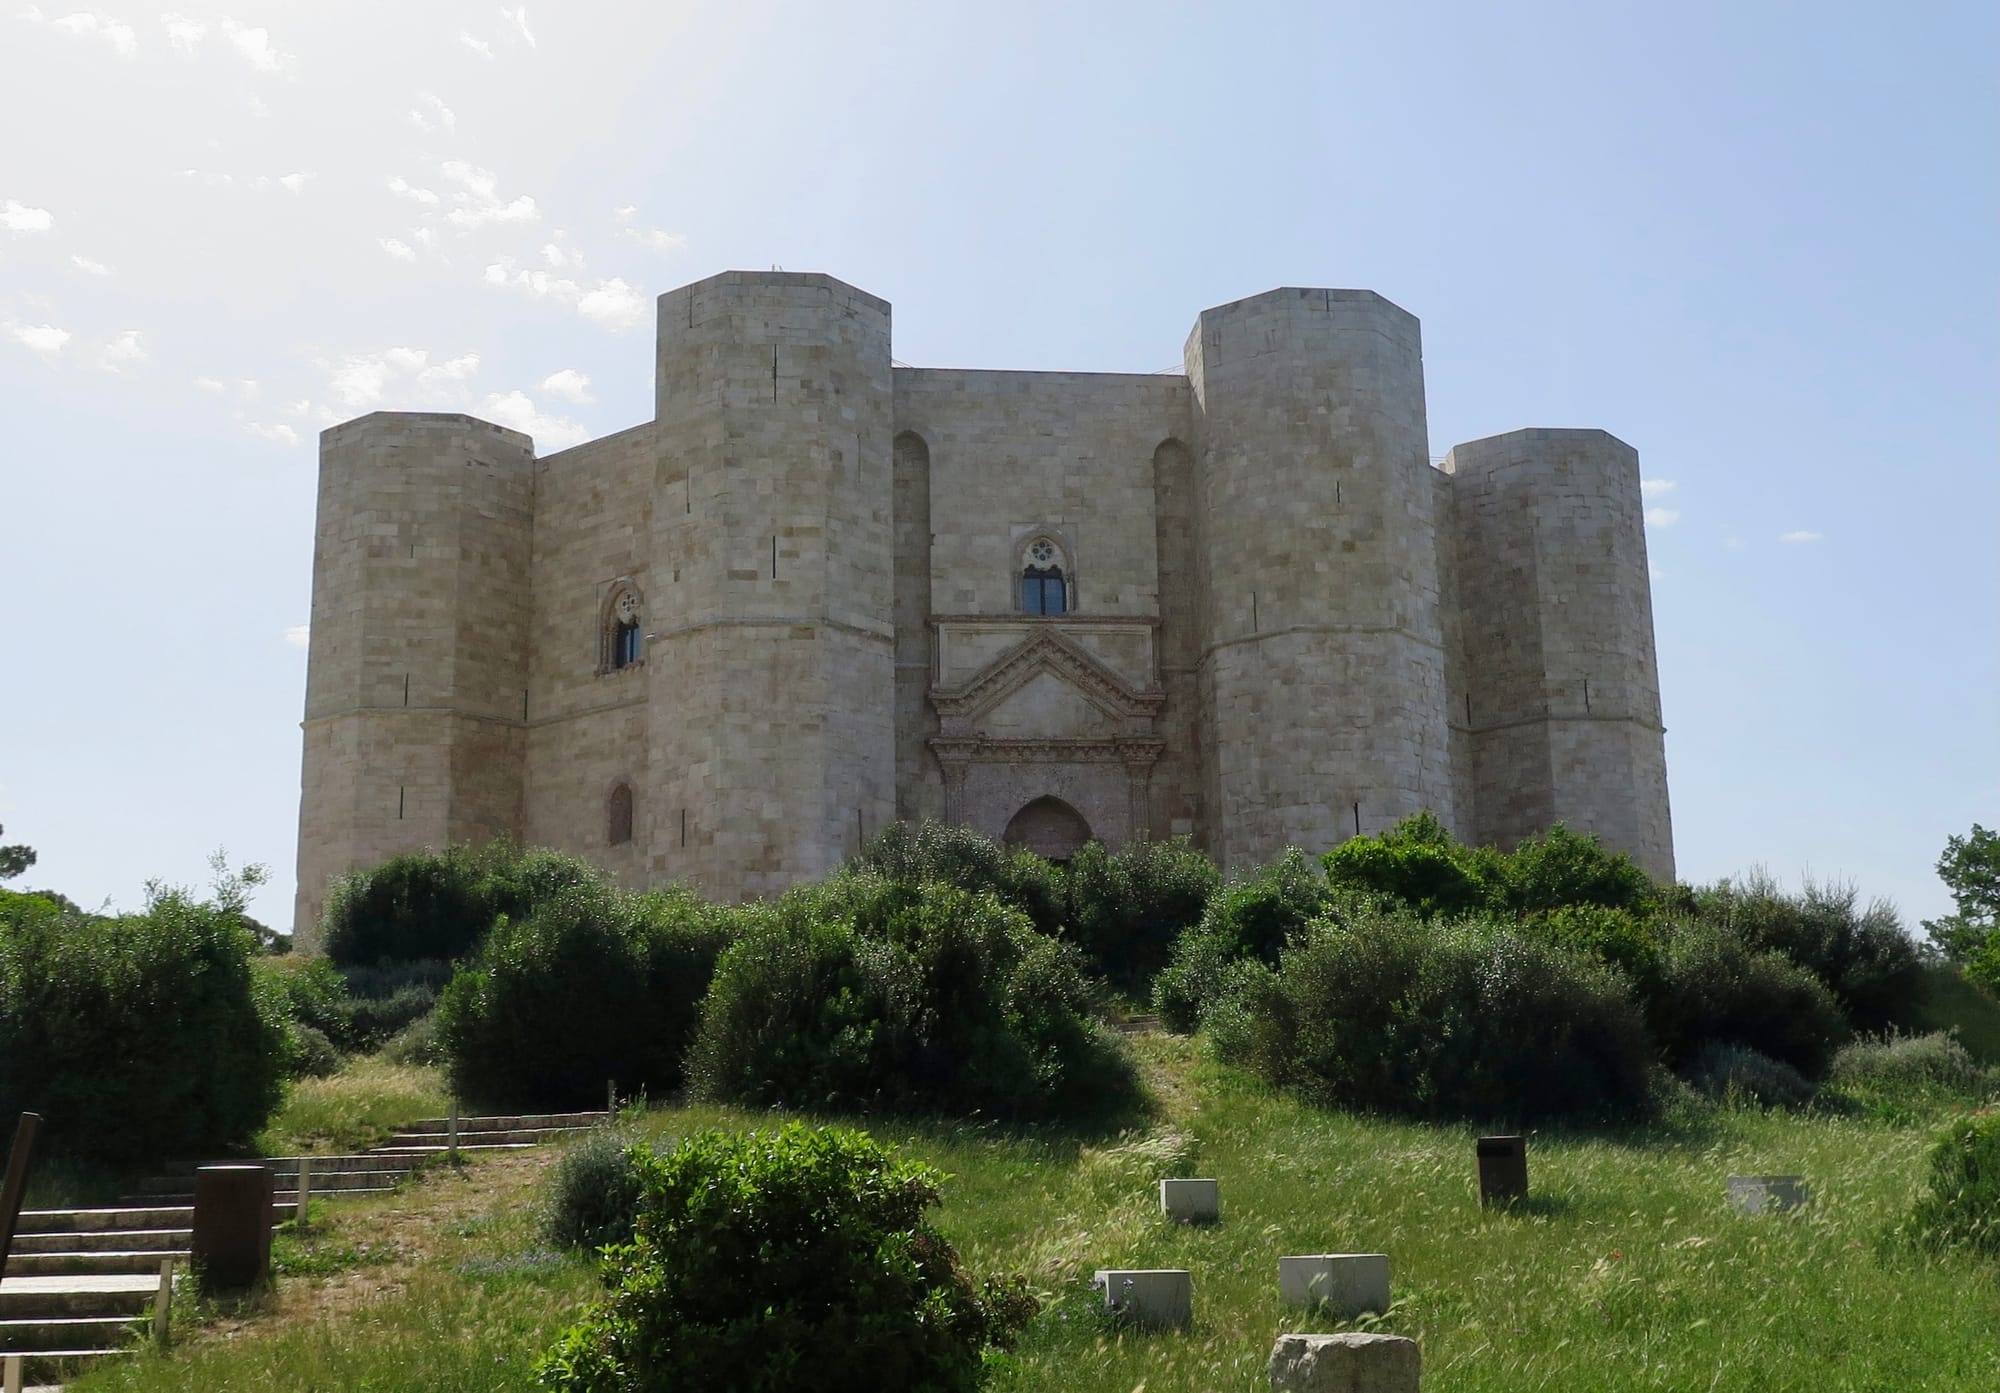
[293,271,1674,946]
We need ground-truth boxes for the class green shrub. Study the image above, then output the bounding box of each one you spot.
[338,957,454,1001]
[545,1129,646,1252]
[536,1124,1035,1392]
[1827,1031,1992,1114]
[1322,812,1500,920]
[257,953,440,1053]
[438,883,736,1110]
[1152,849,1329,1032]
[1521,905,1665,996]
[688,875,1137,1122]
[1692,873,1923,1032]
[321,842,601,968]
[286,1022,344,1079]
[379,1009,442,1067]
[1909,1111,2000,1256]
[1063,837,1218,991]
[1224,906,1654,1121]
[0,883,287,1162]
[856,821,1065,934]
[1685,1042,1815,1110]
[1649,923,1850,1078]
[1498,824,1657,916]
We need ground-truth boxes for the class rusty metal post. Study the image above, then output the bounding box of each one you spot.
[0,1112,42,1286]
[1476,1135,1528,1207]
[191,1164,274,1293]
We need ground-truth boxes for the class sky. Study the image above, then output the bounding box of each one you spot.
[1,1,1994,936]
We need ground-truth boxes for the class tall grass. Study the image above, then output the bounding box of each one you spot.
[254,1057,451,1155]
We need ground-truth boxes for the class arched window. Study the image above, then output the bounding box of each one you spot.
[604,585,643,671]
[608,783,634,846]
[1020,537,1068,616]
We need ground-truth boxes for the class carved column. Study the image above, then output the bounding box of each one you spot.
[1118,740,1163,843]
[930,738,978,825]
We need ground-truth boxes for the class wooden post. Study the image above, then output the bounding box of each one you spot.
[0,1112,42,1286]
[153,1256,174,1344]
[4,1352,22,1393]
[296,1157,312,1228]
[448,1099,459,1162]
[607,1079,617,1118]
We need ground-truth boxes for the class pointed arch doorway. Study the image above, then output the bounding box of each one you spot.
[1003,796,1092,862]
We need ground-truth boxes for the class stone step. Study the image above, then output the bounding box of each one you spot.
[4,1251,185,1279]
[400,1112,607,1132]
[8,1229,188,1256]
[0,1346,122,1388]
[13,1209,193,1237]
[0,1314,144,1353]
[126,1188,370,1209]
[379,1127,582,1147]
[146,1152,421,1180]
[369,1142,536,1157]
[0,1275,156,1321]
[130,1165,409,1195]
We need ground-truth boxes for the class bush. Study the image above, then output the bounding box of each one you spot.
[1685,1042,1816,1110]
[536,1124,1034,1392]
[285,1022,344,1079]
[1909,1111,2000,1256]
[1827,1031,1992,1113]
[0,883,287,1162]
[1152,849,1329,1032]
[688,874,1137,1122]
[1649,923,1850,1078]
[1499,824,1657,916]
[438,883,736,1109]
[1692,873,1924,1032]
[855,821,1065,934]
[379,1009,442,1067]
[1224,906,1654,1121]
[1322,812,1499,920]
[1521,905,1665,997]
[321,842,601,968]
[1063,837,1218,992]
[257,954,440,1053]
[545,1129,646,1252]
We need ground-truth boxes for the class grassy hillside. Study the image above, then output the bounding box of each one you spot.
[68,1036,1999,1393]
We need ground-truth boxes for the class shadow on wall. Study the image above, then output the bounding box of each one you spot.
[1004,797,1091,862]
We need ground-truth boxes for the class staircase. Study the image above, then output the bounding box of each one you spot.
[1,1110,606,1390]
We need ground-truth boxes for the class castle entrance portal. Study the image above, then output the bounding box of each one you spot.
[1003,796,1092,862]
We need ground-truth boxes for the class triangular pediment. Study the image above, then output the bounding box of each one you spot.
[931,630,1162,727]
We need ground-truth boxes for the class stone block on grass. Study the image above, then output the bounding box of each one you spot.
[1160,1177,1220,1223]
[1728,1175,1808,1215]
[1268,1332,1421,1392]
[1093,1267,1192,1327]
[1278,1253,1391,1317]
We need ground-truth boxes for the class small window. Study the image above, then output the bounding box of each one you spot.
[608,783,634,846]
[1020,537,1068,616]
[606,587,643,670]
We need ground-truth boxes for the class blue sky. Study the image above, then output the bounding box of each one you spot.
[1,1,1993,933]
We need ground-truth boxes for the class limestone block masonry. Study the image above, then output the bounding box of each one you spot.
[292,270,1675,946]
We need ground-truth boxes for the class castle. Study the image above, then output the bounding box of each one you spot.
[293,270,1674,946]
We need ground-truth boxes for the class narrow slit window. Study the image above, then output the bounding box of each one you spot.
[608,783,634,846]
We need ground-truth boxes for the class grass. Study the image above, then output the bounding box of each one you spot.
[61,1035,2000,1393]
[252,1056,452,1155]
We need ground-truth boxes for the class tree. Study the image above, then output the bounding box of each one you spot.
[0,823,35,882]
[1924,825,2000,973]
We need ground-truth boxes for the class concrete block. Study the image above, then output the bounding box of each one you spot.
[1093,1268,1192,1328]
[1268,1332,1421,1392]
[1160,1177,1220,1224]
[1278,1253,1391,1317]
[1728,1175,1808,1215]
[1476,1135,1527,1206]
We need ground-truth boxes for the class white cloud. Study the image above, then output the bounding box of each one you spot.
[69,254,110,274]
[278,172,307,194]
[194,375,226,392]
[250,172,310,194]
[220,18,293,74]
[285,399,312,416]
[441,161,537,227]
[7,321,71,357]
[501,5,535,47]
[379,237,416,261]
[245,421,301,446]
[50,11,137,57]
[1,200,54,233]
[409,91,456,135]
[324,347,481,408]
[613,205,637,222]
[1644,507,1679,528]
[1648,561,1665,582]
[541,235,583,269]
[388,176,440,206]
[97,328,147,372]
[448,195,535,228]
[161,12,203,53]
[577,277,646,330]
[540,367,592,403]
[480,389,588,448]
[458,30,493,58]
[623,226,686,254]
[1779,530,1824,544]
[1640,478,1676,499]
[283,623,310,647]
